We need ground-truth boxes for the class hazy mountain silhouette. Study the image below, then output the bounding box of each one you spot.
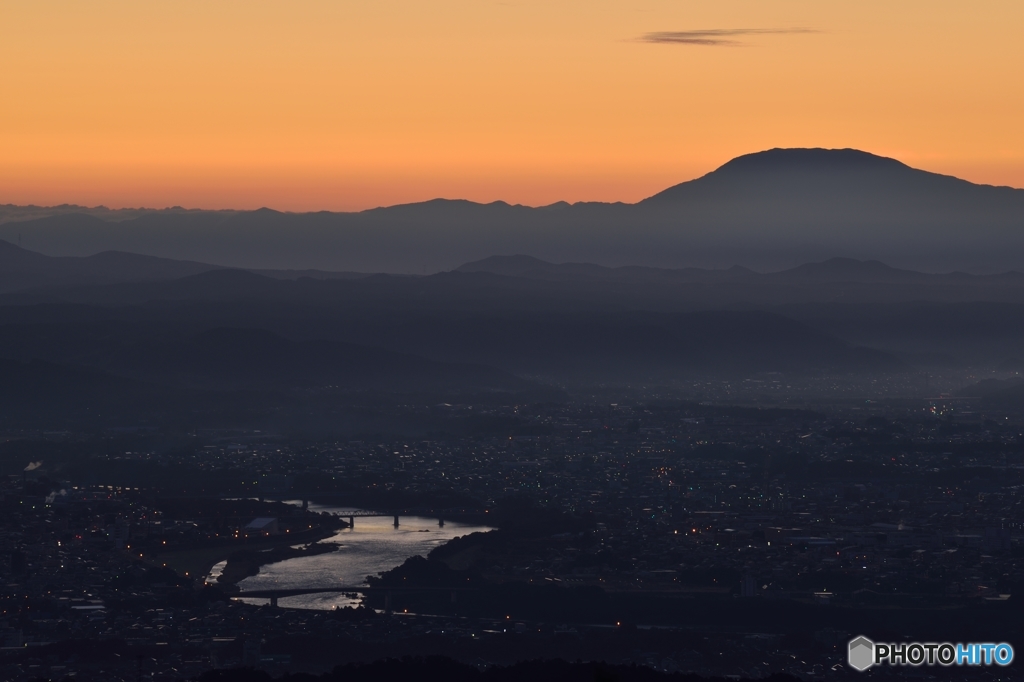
[0,239,376,294]
[2,148,1022,273]
[0,238,223,292]
[3,239,1024,372]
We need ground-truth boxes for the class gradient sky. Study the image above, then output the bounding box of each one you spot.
[2,1,1022,211]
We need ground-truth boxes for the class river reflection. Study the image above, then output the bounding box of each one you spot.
[227,504,493,610]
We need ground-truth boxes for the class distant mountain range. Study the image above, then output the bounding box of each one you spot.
[0,238,370,294]
[0,241,922,403]
[2,148,1022,273]
[5,241,1023,309]
[4,234,1024,431]
[2,241,1024,379]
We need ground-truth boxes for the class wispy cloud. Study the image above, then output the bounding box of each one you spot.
[638,28,818,47]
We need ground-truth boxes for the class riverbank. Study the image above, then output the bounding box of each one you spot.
[158,526,340,581]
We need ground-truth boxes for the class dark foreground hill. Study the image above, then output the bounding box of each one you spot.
[0,330,536,431]
[3,148,1023,273]
[0,300,902,389]
[111,327,530,392]
[0,325,531,394]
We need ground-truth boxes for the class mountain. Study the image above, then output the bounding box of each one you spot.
[0,237,223,292]
[19,253,1024,315]
[3,240,1024,372]
[0,244,911,383]
[1,148,1022,273]
[639,148,1024,271]
[646,148,1014,219]
[0,239,375,294]
[0,203,233,225]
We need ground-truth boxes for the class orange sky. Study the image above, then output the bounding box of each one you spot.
[2,1,1022,211]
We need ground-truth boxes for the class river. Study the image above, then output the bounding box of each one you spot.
[213,503,493,610]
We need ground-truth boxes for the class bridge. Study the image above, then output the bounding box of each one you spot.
[339,511,443,529]
[234,585,477,610]
[312,507,481,529]
[248,497,463,528]
[221,493,485,529]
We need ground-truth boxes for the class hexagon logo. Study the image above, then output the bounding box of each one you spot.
[848,636,875,671]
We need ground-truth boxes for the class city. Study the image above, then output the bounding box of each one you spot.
[3,390,1022,679]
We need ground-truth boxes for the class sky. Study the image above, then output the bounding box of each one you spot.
[1,1,1023,211]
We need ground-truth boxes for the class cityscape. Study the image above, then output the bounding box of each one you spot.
[3,387,1023,679]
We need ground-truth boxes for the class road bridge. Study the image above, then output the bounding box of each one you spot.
[319,509,457,529]
[215,494,485,529]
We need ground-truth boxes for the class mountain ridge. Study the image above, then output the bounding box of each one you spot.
[6,148,1022,220]
[0,239,373,293]
[2,148,1023,273]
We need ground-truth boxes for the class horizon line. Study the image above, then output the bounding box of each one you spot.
[2,147,1023,215]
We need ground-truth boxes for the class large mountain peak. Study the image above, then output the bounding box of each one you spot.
[711,147,909,176]
[641,146,980,206]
